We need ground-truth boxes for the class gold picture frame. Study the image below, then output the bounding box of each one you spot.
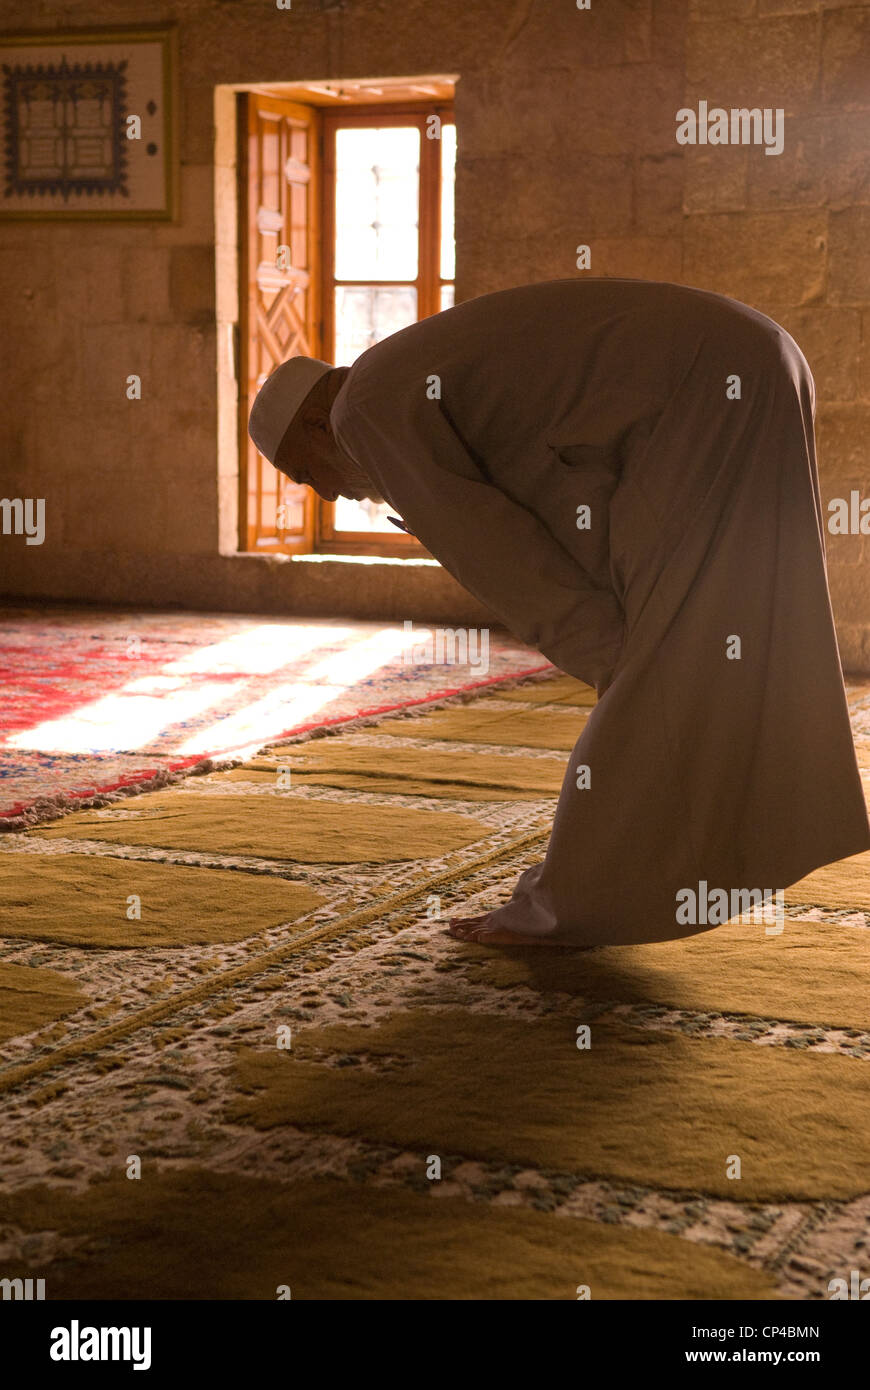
[0,24,178,220]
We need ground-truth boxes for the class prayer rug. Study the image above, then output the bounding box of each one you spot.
[372,702,591,750]
[215,739,567,799]
[0,1168,775,1301]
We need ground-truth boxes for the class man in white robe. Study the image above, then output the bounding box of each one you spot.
[249,277,870,947]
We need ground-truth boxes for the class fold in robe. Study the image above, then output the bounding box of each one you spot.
[331,277,870,944]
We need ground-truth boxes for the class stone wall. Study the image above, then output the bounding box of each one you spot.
[1,0,868,668]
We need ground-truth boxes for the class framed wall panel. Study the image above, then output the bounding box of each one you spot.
[0,25,177,220]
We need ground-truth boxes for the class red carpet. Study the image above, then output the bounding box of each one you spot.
[0,605,546,828]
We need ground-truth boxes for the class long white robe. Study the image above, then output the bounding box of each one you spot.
[330,277,870,944]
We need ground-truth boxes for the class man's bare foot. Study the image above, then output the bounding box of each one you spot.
[447,912,567,946]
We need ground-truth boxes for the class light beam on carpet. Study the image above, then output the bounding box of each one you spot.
[173,626,422,756]
[3,622,365,755]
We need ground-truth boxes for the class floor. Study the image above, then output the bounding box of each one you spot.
[1,604,869,1298]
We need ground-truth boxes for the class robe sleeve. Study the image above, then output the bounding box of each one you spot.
[332,392,626,691]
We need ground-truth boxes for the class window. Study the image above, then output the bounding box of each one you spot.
[241,94,455,558]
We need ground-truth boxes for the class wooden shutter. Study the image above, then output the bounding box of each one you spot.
[241,94,321,553]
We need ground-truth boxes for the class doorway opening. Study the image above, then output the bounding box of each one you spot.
[215,75,457,562]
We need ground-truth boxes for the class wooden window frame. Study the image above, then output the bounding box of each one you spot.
[314,102,455,558]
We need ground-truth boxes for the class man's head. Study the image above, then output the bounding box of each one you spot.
[248,357,371,502]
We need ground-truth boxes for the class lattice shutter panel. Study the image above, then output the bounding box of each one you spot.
[244,95,320,552]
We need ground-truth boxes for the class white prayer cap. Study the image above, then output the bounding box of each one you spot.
[248,355,334,467]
